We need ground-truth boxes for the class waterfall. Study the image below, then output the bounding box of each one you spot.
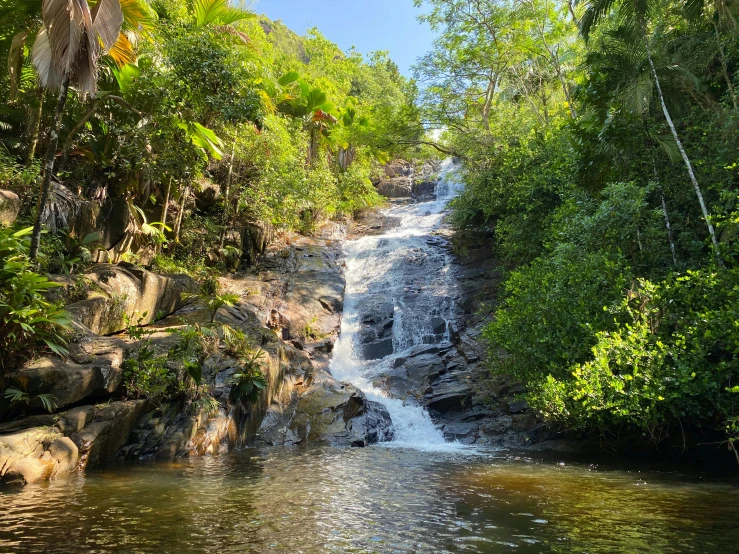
[329,159,468,451]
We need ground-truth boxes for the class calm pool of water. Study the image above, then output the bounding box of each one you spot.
[1,446,737,553]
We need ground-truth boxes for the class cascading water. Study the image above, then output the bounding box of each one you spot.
[329,159,467,450]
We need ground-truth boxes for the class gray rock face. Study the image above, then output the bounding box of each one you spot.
[358,298,395,360]
[377,177,412,198]
[16,335,128,412]
[0,190,21,227]
[254,368,393,447]
[384,159,414,178]
[412,180,437,201]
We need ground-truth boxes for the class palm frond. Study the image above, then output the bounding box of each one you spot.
[42,178,81,232]
[91,0,125,54]
[193,0,254,28]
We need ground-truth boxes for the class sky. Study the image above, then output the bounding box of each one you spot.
[251,0,435,77]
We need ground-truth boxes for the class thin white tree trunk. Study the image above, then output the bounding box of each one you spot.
[26,87,44,166]
[157,176,173,254]
[646,44,723,266]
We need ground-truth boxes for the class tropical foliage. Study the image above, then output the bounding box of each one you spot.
[0,0,426,273]
[417,0,739,450]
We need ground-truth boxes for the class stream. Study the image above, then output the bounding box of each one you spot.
[2,162,739,553]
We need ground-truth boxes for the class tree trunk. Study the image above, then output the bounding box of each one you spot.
[173,184,190,244]
[661,194,678,266]
[30,74,71,261]
[219,140,236,250]
[26,87,45,166]
[714,22,738,112]
[158,176,173,254]
[646,44,723,266]
[567,0,577,24]
[481,75,497,130]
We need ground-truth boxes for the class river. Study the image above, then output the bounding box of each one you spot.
[1,447,738,553]
[2,161,738,553]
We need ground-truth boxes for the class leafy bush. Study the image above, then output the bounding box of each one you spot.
[537,270,739,438]
[0,227,70,376]
[486,246,631,383]
[228,347,267,407]
[121,321,176,406]
[184,277,240,322]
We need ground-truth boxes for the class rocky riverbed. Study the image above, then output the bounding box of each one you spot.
[0,161,553,487]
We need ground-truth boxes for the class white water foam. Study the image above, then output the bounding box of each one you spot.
[329,159,471,452]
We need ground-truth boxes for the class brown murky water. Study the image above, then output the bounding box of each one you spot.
[1,446,737,553]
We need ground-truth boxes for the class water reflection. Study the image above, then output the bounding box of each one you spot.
[1,447,737,553]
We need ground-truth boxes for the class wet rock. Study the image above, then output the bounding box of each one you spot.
[412,180,437,200]
[71,400,149,469]
[255,370,393,447]
[442,421,478,443]
[377,177,412,198]
[403,353,445,383]
[430,317,447,335]
[363,338,394,360]
[507,399,529,414]
[0,190,20,227]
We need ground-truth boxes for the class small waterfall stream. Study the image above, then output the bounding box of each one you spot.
[329,159,466,450]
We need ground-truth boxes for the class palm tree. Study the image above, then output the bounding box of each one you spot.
[578,0,723,264]
[27,0,145,260]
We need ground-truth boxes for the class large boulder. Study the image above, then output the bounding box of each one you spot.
[376,177,412,198]
[242,221,273,266]
[0,190,20,227]
[62,264,195,335]
[412,180,437,201]
[384,159,413,178]
[0,401,144,486]
[70,400,148,469]
[0,333,129,421]
[0,427,78,486]
[255,369,394,447]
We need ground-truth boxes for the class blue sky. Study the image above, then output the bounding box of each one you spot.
[252,0,435,76]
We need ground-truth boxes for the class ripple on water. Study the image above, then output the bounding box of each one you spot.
[1,447,738,553]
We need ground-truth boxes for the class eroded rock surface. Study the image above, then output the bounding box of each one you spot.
[0,401,147,486]
[61,263,196,335]
[0,189,20,227]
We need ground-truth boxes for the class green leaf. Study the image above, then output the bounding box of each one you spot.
[278,71,300,87]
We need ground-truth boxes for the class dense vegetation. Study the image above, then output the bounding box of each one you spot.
[0,0,426,271]
[417,0,739,452]
[0,0,431,413]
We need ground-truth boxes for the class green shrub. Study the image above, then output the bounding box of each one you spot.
[539,270,739,436]
[228,347,267,407]
[486,246,631,383]
[0,227,70,376]
[121,319,176,406]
